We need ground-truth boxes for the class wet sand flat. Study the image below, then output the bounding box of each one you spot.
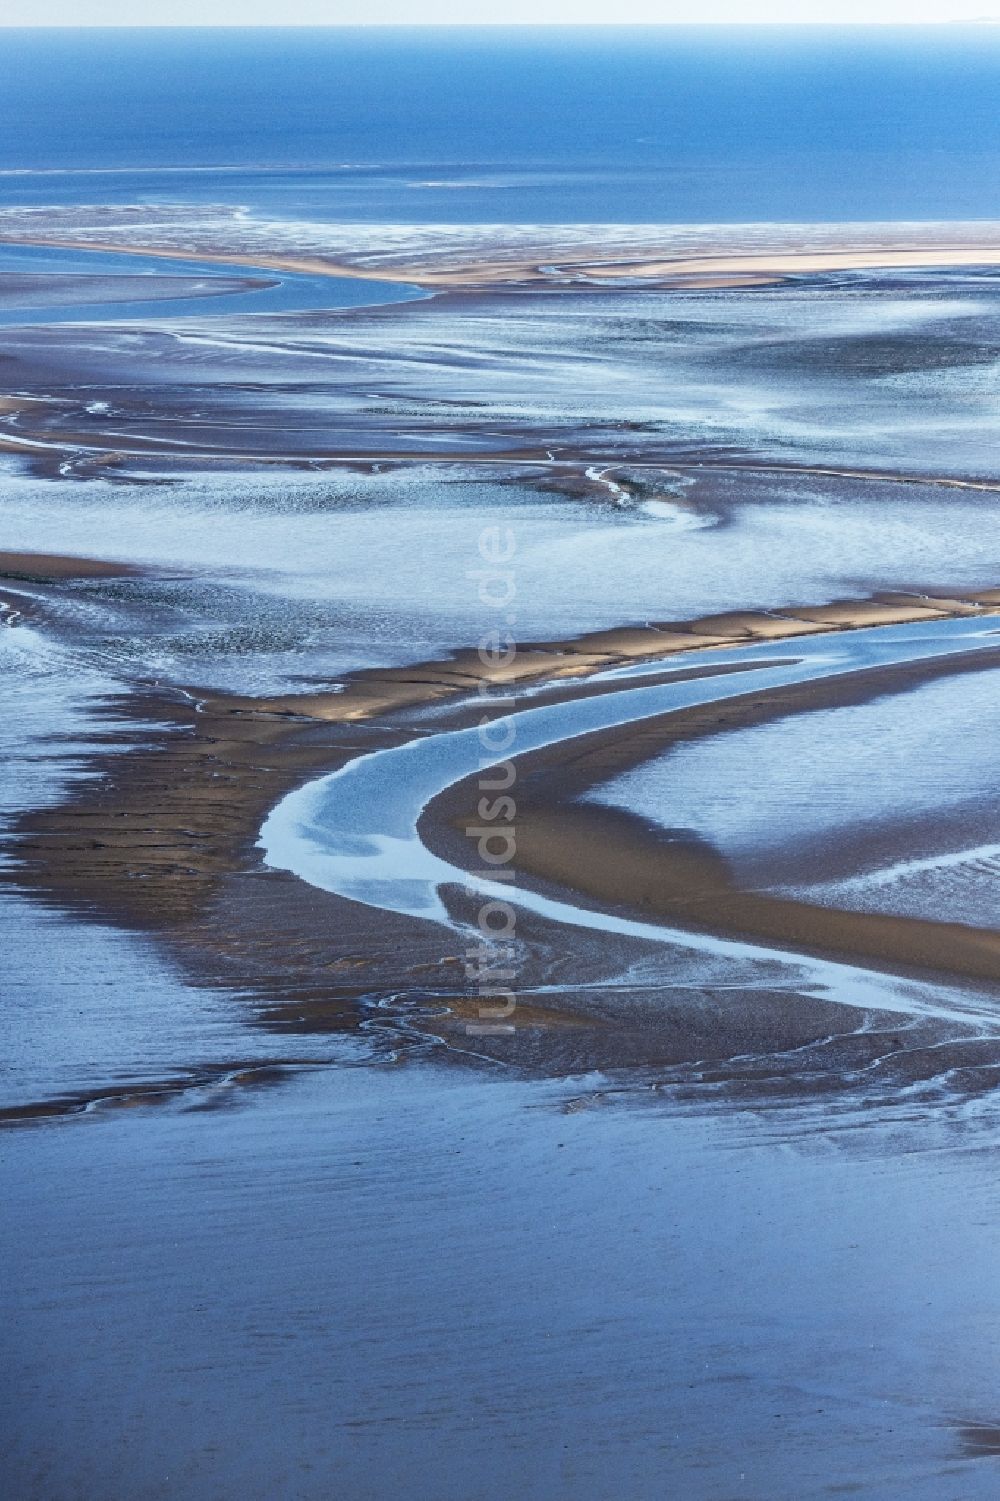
[5,243,1000,1099]
[0,548,142,579]
[7,31,1000,1499]
[2,94,1000,1501]
[5,574,1000,1118]
[8,1061,1000,1501]
[428,648,1000,988]
[9,583,1000,929]
[3,258,1000,487]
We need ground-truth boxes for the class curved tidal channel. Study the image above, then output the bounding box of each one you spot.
[0,242,424,324]
[260,615,1000,1028]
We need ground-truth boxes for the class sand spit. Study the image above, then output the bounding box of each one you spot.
[0,236,397,287]
[234,588,1000,722]
[12,235,1000,291]
[3,212,1000,289]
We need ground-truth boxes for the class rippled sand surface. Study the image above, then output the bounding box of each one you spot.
[592,663,1000,927]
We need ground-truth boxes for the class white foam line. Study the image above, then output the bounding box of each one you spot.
[813,843,1000,893]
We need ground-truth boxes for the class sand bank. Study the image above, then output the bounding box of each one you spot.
[427,649,1000,989]
[0,236,405,287]
[5,578,1000,1108]
[4,217,1000,291]
[234,588,1000,722]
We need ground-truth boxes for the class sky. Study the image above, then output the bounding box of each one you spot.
[0,4,995,24]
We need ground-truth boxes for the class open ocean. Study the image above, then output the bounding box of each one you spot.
[1,25,1000,222]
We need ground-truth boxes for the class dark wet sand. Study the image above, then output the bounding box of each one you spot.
[426,646,1000,989]
[0,257,998,488]
[0,548,141,579]
[4,569,1000,1120]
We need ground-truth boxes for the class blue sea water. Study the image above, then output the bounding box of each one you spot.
[0,25,999,223]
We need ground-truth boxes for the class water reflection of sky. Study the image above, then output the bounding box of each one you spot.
[0,243,421,325]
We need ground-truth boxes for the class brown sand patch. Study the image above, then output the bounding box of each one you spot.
[786,599,951,628]
[0,549,142,580]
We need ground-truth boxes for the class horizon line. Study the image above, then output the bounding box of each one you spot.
[1,18,999,27]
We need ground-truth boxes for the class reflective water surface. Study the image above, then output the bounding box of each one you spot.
[6,1063,1000,1501]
